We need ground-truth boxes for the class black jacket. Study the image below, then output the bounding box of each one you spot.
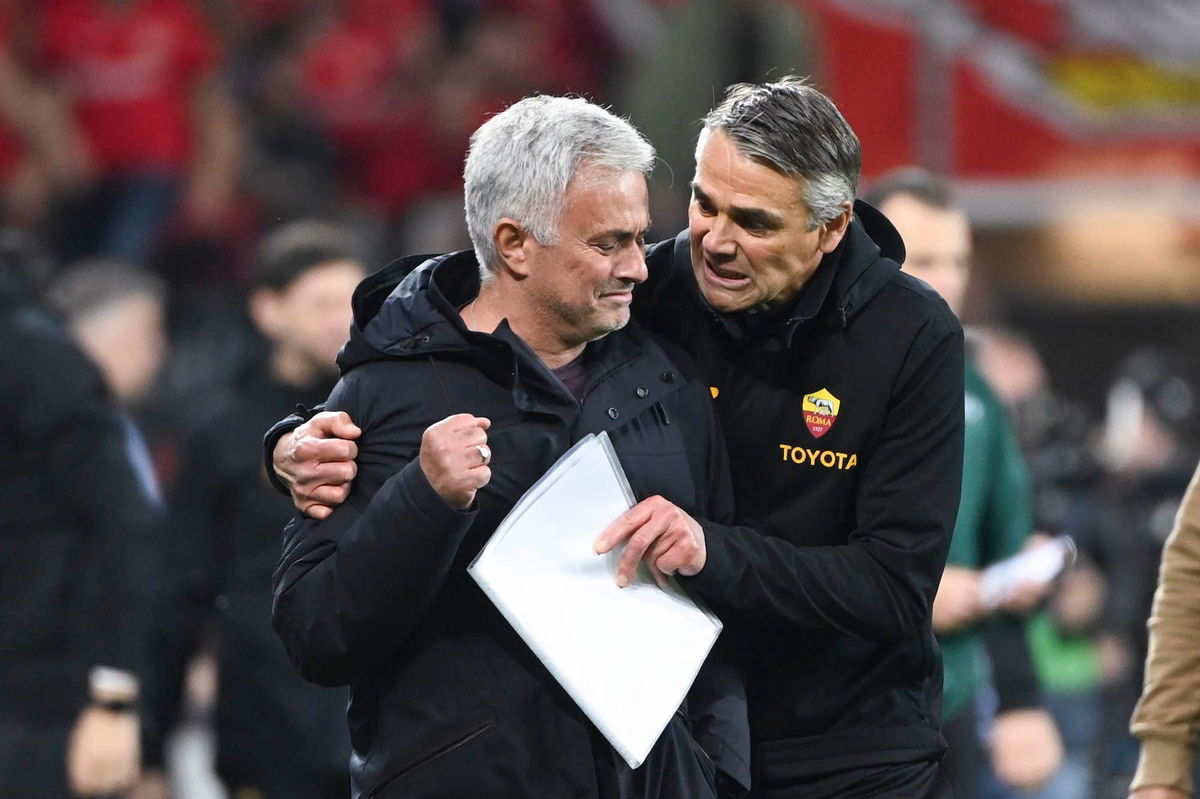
[271,252,750,798]
[0,277,161,722]
[635,204,963,794]
[144,365,350,794]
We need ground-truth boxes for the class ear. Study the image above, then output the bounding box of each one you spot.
[493,218,534,278]
[248,287,282,338]
[817,202,854,255]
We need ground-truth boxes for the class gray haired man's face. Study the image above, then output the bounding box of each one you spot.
[525,166,651,346]
[688,130,848,314]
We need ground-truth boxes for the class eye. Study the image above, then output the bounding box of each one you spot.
[594,239,618,253]
[694,196,716,216]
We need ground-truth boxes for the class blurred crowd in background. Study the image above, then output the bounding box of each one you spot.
[0,0,1197,798]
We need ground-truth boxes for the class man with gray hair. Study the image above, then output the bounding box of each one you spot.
[275,78,963,797]
[270,95,749,798]
[0,244,162,797]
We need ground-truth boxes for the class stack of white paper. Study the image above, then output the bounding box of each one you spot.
[468,432,722,769]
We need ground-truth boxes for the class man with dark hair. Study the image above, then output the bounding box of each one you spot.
[866,167,1064,799]
[0,235,161,797]
[272,78,964,797]
[137,220,364,799]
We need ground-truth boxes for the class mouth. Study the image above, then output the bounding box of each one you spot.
[702,256,751,290]
[599,287,635,304]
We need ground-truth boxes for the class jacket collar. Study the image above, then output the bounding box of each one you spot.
[674,198,905,348]
[337,251,684,423]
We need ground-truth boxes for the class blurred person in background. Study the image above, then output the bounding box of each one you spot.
[1127,459,1200,799]
[974,327,1109,799]
[0,233,162,797]
[136,221,362,799]
[31,0,241,266]
[1088,351,1198,799]
[867,168,1064,799]
[47,257,168,409]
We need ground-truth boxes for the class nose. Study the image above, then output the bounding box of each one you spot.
[615,242,648,285]
[702,215,737,261]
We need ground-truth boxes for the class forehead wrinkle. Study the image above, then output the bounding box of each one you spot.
[696,135,808,219]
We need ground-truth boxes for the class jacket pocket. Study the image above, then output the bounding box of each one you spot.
[367,718,497,798]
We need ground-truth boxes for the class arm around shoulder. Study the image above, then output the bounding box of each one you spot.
[270,372,477,686]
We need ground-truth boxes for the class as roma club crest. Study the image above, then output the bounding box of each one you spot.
[802,389,841,439]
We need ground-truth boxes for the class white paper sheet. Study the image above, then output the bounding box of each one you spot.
[979,535,1077,610]
[468,432,723,769]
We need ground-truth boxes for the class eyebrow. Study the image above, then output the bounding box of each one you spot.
[591,223,652,242]
[692,183,785,230]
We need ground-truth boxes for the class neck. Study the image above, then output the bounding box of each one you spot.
[271,347,325,389]
[466,281,586,370]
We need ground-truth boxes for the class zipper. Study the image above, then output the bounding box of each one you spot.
[367,718,496,797]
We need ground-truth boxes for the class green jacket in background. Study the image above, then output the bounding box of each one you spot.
[940,359,1034,721]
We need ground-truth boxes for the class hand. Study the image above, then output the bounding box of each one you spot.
[125,769,169,799]
[1130,787,1189,799]
[988,708,1063,793]
[594,496,706,589]
[419,414,492,509]
[998,579,1050,614]
[932,566,984,633]
[67,706,140,796]
[273,411,361,520]
[1053,563,1105,632]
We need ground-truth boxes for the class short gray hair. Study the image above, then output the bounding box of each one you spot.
[464,95,655,275]
[46,258,166,323]
[698,76,861,230]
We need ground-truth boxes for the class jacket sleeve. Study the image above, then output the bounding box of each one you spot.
[978,381,1041,712]
[271,370,477,686]
[682,322,964,642]
[4,312,162,684]
[1130,461,1200,795]
[981,616,1041,713]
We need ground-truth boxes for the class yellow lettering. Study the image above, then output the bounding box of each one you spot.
[778,445,860,470]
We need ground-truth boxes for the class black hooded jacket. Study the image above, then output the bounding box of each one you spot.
[635,203,963,793]
[271,252,750,798]
[0,274,161,722]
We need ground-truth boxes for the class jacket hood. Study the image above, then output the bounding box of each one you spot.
[833,198,906,322]
[337,250,481,373]
[670,198,908,344]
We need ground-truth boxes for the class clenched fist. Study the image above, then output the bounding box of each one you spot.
[273,410,361,519]
[420,414,493,509]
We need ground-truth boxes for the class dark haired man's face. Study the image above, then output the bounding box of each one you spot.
[254,260,363,378]
[689,130,849,314]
